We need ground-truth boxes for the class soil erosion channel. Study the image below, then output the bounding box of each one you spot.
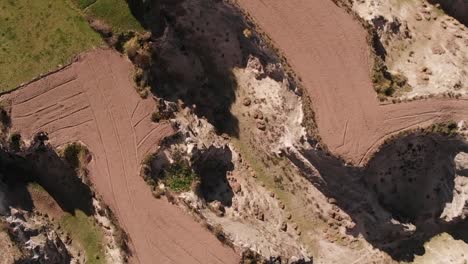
[236,0,468,165]
[5,49,238,264]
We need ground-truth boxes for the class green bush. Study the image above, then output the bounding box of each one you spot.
[151,112,161,123]
[371,57,411,99]
[163,161,198,192]
[429,122,458,136]
[0,106,10,128]
[62,143,88,170]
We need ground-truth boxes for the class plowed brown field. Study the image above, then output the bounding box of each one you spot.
[7,49,238,264]
[236,0,468,165]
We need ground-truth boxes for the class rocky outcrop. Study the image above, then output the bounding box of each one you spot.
[441,152,468,222]
[5,208,71,264]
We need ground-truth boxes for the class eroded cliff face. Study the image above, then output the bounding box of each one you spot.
[3,208,71,264]
[0,139,127,264]
[0,148,71,263]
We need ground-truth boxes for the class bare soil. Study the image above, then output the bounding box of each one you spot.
[235,0,468,165]
[5,49,239,264]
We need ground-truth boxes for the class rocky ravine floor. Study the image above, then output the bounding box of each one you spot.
[4,49,238,264]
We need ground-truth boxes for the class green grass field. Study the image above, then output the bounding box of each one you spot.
[0,0,143,92]
[73,0,144,33]
[60,210,105,264]
[0,0,102,92]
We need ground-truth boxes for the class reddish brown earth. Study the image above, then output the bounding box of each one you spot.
[236,0,468,165]
[6,49,238,264]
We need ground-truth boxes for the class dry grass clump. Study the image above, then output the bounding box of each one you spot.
[243,28,253,39]
[240,249,268,264]
[150,110,172,123]
[127,35,154,99]
[0,103,12,145]
[0,104,11,129]
[61,142,91,180]
[132,68,150,99]
[372,57,411,101]
[427,121,458,136]
[140,153,156,182]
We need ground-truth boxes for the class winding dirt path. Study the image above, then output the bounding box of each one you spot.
[236,0,468,165]
[7,49,238,264]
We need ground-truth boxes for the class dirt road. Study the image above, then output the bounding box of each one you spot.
[7,49,239,264]
[236,0,468,165]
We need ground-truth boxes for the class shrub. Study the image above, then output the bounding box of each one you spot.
[142,153,156,167]
[62,143,90,178]
[429,121,458,136]
[163,161,198,192]
[0,106,10,128]
[133,68,144,84]
[243,28,253,39]
[124,37,140,60]
[212,224,227,243]
[371,57,411,99]
[138,87,149,99]
[9,132,21,151]
[151,112,161,123]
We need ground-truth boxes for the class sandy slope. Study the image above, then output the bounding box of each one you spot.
[235,0,468,165]
[7,49,238,264]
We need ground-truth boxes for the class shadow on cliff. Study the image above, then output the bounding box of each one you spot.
[292,133,468,261]
[0,143,95,216]
[26,144,95,216]
[138,0,277,137]
[427,0,468,27]
[126,0,166,37]
[193,145,235,207]
[0,150,34,212]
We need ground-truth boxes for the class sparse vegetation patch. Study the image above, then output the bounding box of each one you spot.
[60,142,90,179]
[60,210,105,264]
[427,121,459,136]
[163,161,199,192]
[141,150,199,194]
[372,57,411,101]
